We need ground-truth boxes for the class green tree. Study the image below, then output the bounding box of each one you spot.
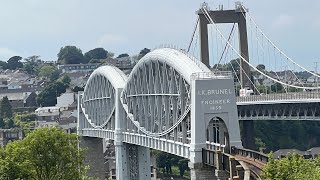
[227,58,241,72]
[0,117,4,128]
[58,46,85,64]
[0,96,13,118]
[107,52,115,58]
[117,53,129,58]
[138,48,150,60]
[0,61,8,69]
[60,74,71,87]
[39,65,57,79]
[7,56,23,70]
[72,86,84,92]
[0,128,88,180]
[262,153,320,180]
[89,59,101,63]
[84,48,108,62]
[271,82,284,93]
[256,64,266,71]
[37,81,67,106]
[177,159,189,177]
[50,69,60,82]
[23,55,42,75]
[6,118,14,129]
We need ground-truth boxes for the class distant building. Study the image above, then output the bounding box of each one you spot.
[36,121,59,128]
[0,91,37,108]
[56,91,76,109]
[58,63,100,73]
[104,57,133,70]
[35,106,60,122]
[273,147,320,159]
[307,75,319,83]
[0,129,24,148]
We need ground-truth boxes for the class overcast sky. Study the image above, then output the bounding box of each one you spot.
[0,0,319,68]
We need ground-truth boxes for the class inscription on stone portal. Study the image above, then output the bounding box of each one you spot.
[197,88,232,111]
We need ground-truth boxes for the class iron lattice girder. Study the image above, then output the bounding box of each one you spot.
[121,48,210,140]
[80,48,211,145]
[238,102,320,120]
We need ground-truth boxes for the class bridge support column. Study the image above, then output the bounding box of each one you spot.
[114,87,151,180]
[189,163,229,180]
[241,120,255,150]
[136,146,151,180]
[79,137,106,179]
[115,142,129,179]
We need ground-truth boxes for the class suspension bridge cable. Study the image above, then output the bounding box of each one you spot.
[240,4,320,79]
[187,17,199,52]
[201,6,320,90]
[240,9,305,88]
[217,23,236,67]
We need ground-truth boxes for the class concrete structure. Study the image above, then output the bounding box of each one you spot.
[0,129,24,148]
[197,3,250,89]
[58,63,99,73]
[78,48,243,180]
[197,3,256,150]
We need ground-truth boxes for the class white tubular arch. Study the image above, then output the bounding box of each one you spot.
[121,48,211,137]
[82,66,127,129]
[134,48,211,84]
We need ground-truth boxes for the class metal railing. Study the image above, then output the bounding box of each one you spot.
[237,91,320,103]
[231,146,268,165]
[202,148,216,167]
[191,71,233,80]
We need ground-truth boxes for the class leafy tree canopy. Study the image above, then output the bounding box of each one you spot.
[59,75,71,87]
[138,48,150,60]
[23,55,42,75]
[0,96,12,118]
[0,128,88,180]
[262,153,320,180]
[256,64,266,71]
[36,81,67,106]
[38,66,61,82]
[72,86,84,93]
[57,46,85,64]
[7,56,23,70]
[38,66,57,78]
[84,48,108,62]
[117,53,129,58]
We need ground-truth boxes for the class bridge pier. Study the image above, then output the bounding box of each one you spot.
[114,87,151,180]
[79,136,106,179]
[115,143,151,180]
[241,120,256,150]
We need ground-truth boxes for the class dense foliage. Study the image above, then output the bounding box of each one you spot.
[138,48,150,60]
[253,121,320,152]
[262,154,320,180]
[0,96,12,119]
[84,48,108,62]
[36,78,70,106]
[154,151,189,177]
[0,128,88,180]
[116,53,129,58]
[58,46,85,64]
